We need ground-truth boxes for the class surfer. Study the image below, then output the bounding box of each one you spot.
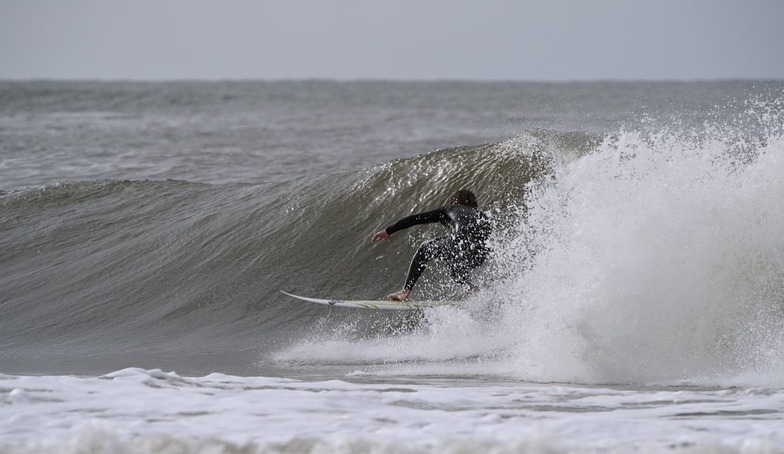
[371,189,492,301]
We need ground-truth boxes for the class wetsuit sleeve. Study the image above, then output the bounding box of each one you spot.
[385,208,448,235]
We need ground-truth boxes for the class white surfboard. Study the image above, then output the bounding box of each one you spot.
[281,291,460,310]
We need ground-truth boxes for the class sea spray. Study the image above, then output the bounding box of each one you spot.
[499,108,784,385]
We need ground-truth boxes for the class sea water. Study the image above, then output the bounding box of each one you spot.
[1,80,783,453]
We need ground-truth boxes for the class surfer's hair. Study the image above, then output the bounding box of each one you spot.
[449,190,478,209]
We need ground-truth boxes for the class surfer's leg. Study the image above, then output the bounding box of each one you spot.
[447,261,473,289]
[405,239,449,289]
[447,248,485,291]
[389,239,446,301]
[403,243,432,290]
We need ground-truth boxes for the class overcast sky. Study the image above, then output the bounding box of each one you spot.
[1,0,783,81]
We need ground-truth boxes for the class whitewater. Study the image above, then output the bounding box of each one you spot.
[1,80,783,453]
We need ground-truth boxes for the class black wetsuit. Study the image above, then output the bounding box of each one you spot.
[384,204,491,291]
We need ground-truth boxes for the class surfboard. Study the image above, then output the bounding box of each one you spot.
[281,291,460,310]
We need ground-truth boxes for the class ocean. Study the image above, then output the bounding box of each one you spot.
[1,80,783,453]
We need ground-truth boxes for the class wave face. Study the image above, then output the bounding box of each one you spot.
[1,81,783,387]
[0,132,560,374]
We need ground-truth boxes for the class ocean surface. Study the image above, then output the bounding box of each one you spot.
[1,80,783,453]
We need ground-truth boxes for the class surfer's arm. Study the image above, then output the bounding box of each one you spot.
[383,208,448,235]
[371,208,448,244]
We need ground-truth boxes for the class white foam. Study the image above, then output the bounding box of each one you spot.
[2,369,784,453]
[495,121,784,385]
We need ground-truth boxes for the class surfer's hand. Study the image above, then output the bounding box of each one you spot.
[371,230,390,243]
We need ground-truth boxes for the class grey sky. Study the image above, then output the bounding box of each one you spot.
[1,0,783,81]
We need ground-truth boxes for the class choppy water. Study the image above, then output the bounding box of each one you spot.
[1,80,783,452]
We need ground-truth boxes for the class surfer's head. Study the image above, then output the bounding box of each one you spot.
[449,190,478,209]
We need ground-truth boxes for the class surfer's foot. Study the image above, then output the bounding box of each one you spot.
[388,289,410,302]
